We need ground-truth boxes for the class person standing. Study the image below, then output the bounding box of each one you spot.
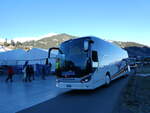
[33,64,37,79]
[45,58,51,75]
[30,65,34,80]
[5,66,14,82]
[48,62,52,75]
[22,61,28,81]
[55,58,61,77]
[42,65,46,80]
[22,65,27,81]
[25,65,31,82]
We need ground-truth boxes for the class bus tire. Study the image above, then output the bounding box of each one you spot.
[105,73,111,85]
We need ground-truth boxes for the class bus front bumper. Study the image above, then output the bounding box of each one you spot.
[56,82,93,89]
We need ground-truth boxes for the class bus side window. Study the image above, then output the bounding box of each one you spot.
[92,51,98,62]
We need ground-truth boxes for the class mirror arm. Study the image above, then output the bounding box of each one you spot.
[48,47,63,58]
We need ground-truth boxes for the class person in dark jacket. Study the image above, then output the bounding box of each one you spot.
[48,62,52,74]
[25,65,31,82]
[42,66,46,80]
[30,65,34,80]
[22,61,28,81]
[5,66,14,82]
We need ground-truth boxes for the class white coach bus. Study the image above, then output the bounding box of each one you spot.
[48,36,130,89]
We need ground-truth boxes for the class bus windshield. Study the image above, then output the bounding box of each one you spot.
[61,39,84,55]
[59,38,92,78]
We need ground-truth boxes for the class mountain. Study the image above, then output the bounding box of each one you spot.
[113,41,150,57]
[22,33,76,49]
[2,33,149,57]
[113,41,147,48]
[124,46,150,57]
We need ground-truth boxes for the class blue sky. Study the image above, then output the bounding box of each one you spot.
[0,0,150,46]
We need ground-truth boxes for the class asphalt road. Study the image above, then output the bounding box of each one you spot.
[18,76,129,113]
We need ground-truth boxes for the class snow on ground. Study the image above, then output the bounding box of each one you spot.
[0,74,70,113]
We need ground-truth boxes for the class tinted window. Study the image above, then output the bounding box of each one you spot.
[60,38,89,77]
[61,39,84,55]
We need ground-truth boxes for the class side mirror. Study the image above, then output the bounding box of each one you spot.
[84,40,89,51]
[92,50,99,68]
[48,47,63,58]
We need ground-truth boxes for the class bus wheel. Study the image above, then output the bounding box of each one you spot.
[105,73,111,85]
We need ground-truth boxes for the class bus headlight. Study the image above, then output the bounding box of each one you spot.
[80,76,91,83]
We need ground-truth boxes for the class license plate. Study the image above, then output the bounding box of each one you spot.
[66,84,71,88]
